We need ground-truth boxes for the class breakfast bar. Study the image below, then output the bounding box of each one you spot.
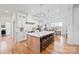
[27,31,54,53]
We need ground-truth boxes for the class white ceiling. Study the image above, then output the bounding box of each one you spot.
[0,4,72,14]
[0,4,73,23]
[0,4,29,14]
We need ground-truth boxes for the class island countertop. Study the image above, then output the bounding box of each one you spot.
[27,31,54,37]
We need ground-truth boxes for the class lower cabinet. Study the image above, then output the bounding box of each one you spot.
[40,34,54,52]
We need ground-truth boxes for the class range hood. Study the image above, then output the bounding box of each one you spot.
[25,21,35,24]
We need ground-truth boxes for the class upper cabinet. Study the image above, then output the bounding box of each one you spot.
[16,12,27,27]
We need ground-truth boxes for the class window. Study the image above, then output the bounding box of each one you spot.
[51,22,63,27]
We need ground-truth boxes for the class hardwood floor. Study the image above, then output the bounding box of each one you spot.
[12,35,79,54]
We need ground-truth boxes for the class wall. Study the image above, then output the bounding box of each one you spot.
[64,4,79,45]
[71,5,79,44]
[65,5,73,44]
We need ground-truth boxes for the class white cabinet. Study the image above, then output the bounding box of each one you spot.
[16,12,27,27]
[16,31,26,41]
[0,21,12,36]
[15,12,28,42]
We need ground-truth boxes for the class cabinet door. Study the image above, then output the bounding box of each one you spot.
[27,35,40,52]
[16,12,26,27]
[31,37,40,50]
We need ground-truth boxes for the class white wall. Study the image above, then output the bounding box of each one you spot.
[64,4,79,45]
[71,5,79,44]
[65,5,73,44]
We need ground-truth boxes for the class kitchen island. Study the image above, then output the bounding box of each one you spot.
[27,31,54,53]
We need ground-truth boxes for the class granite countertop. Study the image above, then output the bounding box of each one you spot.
[27,31,54,37]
